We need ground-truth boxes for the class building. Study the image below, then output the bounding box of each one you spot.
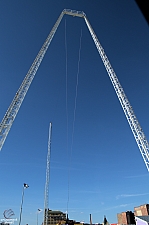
[44,209,66,225]
[134,204,149,216]
[126,211,136,224]
[117,211,135,224]
[117,212,127,224]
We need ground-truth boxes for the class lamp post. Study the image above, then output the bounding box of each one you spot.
[37,209,42,225]
[18,183,29,225]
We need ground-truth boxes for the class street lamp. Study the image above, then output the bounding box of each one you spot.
[37,209,42,225]
[18,183,29,225]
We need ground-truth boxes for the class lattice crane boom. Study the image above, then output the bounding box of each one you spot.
[44,122,52,225]
[84,17,149,171]
[0,9,85,151]
[0,9,149,171]
[0,10,65,151]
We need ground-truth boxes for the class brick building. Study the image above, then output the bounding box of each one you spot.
[117,211,135,224]
[134,204,149,216]
[117,212,127,224]
[44,210,66,225]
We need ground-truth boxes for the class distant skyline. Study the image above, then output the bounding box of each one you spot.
[0,1,149,225]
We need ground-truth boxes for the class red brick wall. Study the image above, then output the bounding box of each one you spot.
[117,212,127,224]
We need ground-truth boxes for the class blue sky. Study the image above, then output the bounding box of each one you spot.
[0,1,149,225]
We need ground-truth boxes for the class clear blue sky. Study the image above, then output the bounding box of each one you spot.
[0,1,149,225]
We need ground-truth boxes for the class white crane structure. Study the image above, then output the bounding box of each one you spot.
[0,9,149,172]
[44,122,52,225]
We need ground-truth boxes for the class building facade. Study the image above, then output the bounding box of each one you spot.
[44,210,66,225]
[134,205,149,216]
[117,211,135,224]
[117,212,127,224]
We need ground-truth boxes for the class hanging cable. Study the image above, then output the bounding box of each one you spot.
[66,27,83,216]
[65,18,69,160]
[64,18,69,217]
[65,18,68,132]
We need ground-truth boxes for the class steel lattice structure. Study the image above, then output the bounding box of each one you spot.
[0,9,149,175]
[44,122,52,225]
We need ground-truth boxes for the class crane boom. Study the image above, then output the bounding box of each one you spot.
[0,9,85,151]
[0,9,149,171]
[0,10,65,151]
[84,17,149,171]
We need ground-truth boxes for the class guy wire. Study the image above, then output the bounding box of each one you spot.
[65,24,83,216]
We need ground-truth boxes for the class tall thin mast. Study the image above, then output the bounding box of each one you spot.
[44,122,52,225]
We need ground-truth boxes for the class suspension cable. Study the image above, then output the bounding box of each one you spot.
[66,28,83,215]
[64,18,69,216]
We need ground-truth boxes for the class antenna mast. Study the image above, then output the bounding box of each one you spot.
[44,122,52,225]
